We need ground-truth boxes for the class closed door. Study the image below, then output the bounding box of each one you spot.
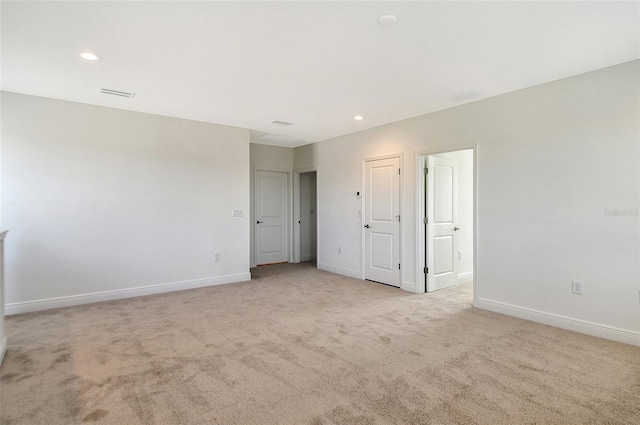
[255,170,288,265]
[364,157,400,287]
[427,156,458,292]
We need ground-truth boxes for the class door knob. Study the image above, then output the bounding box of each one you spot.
[364,224,370,228]
[453,227,460,231]
[257,220,264,224]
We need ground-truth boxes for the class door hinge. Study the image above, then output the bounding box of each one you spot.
[424,167,428,175]
[423,217,428,224]
[398,263,401,270]
[424,267,428,274]
[398,168,401,175]
[397,215,401,222]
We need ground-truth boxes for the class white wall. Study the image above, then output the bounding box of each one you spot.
[433,149,474,278]
[249,143,293,267]
[1,92,251,313]
[294,61,640,345]
[299,172,317,262]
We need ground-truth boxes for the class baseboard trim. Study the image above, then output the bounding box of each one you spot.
[475,298,640,347]
[401,281,417,293]
[458,271,473,282]
[6,272,252,315]
[0,337,7,365]
[317,263,361,279]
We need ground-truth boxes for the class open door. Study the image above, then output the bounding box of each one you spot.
[426,155,459,292]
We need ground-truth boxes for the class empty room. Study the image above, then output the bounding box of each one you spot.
[1,1,639,424]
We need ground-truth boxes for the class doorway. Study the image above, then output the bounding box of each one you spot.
[298,171,317,263]
[418,148,474,293]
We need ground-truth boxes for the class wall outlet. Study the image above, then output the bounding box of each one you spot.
[338,247,342,254]
[572,280,583,295]
[458,250,463,259]
[214,253,221,262]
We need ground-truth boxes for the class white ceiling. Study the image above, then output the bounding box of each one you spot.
[2,1,639,147]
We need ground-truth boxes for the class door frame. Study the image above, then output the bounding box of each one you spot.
[293,168,319,265]
[252,166,293,267]
[362,153,403,284]
[416,144,477,299]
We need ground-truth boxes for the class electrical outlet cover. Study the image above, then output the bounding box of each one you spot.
[572,280,583,295]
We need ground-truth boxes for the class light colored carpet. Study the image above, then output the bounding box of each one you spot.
[1,262,639,424]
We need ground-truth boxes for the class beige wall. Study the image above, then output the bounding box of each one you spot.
[295,61,640,344]
[250,143,294,170]
[2,92,251,312]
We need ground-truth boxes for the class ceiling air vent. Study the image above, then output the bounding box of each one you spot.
[99,88,135,98]
[271,120,293,126]
[447,90,480,102]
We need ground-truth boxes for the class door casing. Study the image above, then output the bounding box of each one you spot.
[293,168,319,265]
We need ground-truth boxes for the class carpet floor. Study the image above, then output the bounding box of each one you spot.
[1,263,639,424]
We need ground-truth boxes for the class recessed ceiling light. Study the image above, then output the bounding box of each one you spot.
[354,115,364,121]
[80,52,101,61]
[377,15,397,26]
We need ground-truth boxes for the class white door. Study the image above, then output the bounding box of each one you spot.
[255,170,288,265]
[364,157,400,287]
[426,156,459,292]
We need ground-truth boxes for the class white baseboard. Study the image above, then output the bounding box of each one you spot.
[401,281,417,293]
[0,337,7,365]
[6,272,252,315]
[317,263,361,279]
[475,298,640,347]
[458,271,473,282]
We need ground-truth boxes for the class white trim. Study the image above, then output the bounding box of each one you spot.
[292,168,318,265]
[475,298,640,347]
[401,281,417,293]
[317,263,361,279]
[0,337,6,365]
[5,272,251,315]
[416,154,427,293]
[293,171,301,263]
[458,271,473,282]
